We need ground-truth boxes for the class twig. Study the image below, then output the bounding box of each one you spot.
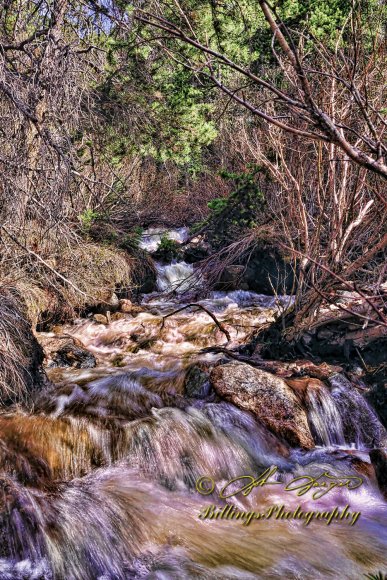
[160,303,231,342]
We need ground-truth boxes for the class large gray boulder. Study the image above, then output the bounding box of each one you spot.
[210,362,314,449]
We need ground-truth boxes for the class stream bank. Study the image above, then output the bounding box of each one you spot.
[0,227,386,579]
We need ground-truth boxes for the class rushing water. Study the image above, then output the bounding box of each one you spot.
[0,231,386,579]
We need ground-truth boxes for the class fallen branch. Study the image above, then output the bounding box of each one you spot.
[160,303,231,342]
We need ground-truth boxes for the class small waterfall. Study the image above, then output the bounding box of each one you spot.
[199,401,291,468]
[305,385,346,447]
[207,290,293,310]
[329,374,387,449]
[139,227,189,253]
[156,261,197,293]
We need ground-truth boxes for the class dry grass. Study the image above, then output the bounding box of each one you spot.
[58,243,133,309]
[1,232,135,327]
[0,287,44,406]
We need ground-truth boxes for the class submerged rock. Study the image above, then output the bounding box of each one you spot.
[210,362,314,448]
[184,363,212,398]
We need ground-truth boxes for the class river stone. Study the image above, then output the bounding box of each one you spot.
[210,362,314,449]
[40,336,97,369]
[214,265,245,291]
[184,363,212,398]
[93,313,108,324]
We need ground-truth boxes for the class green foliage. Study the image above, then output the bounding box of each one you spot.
[158,234,180,257]
[119,227,144,253]
[207,197,228,214]
[205,169,266,250]
[78,209,100,233]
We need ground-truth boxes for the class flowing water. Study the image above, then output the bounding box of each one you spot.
[0,230,386,579]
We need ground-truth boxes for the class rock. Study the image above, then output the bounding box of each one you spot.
[183,239,210,263]
[93,314,108,324]
[210,362,314,449]
[110,312,126,322]
[241,246,295,295]
[286,377,325,404]
[214,265,245,291]
[366,383,387,429]
[119,299,133,313]
[119,299,144,316]
[184,363,212,398]
[370,448,387,499]
[40,336,96,369]
[94,293,120,316]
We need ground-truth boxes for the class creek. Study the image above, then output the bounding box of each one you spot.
[0,229,386,579]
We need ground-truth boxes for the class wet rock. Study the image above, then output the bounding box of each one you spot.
[40,336,96,369]
[183,238,211,263]
[365,382,387,429]
[214,265,245,291]
[286,377,325,404]
[210,362,314,448]
[152,246,183,263]
[369,448,387,499]
[94,293,120,316]
[93,313,108,324]
[119,299,133,313]
[184,363,212,398]
[251,357,343,381]
[110,312,127,322]
[119,299,144,316]
[241,246,295,295]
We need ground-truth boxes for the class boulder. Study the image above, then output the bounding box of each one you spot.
[40,336,96,369]
[210,362,314,448]
[119,299,133,313]
[241,246,295,295]
[214,265,245,291]
[119,299,144,315]
[94,293,120,316]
